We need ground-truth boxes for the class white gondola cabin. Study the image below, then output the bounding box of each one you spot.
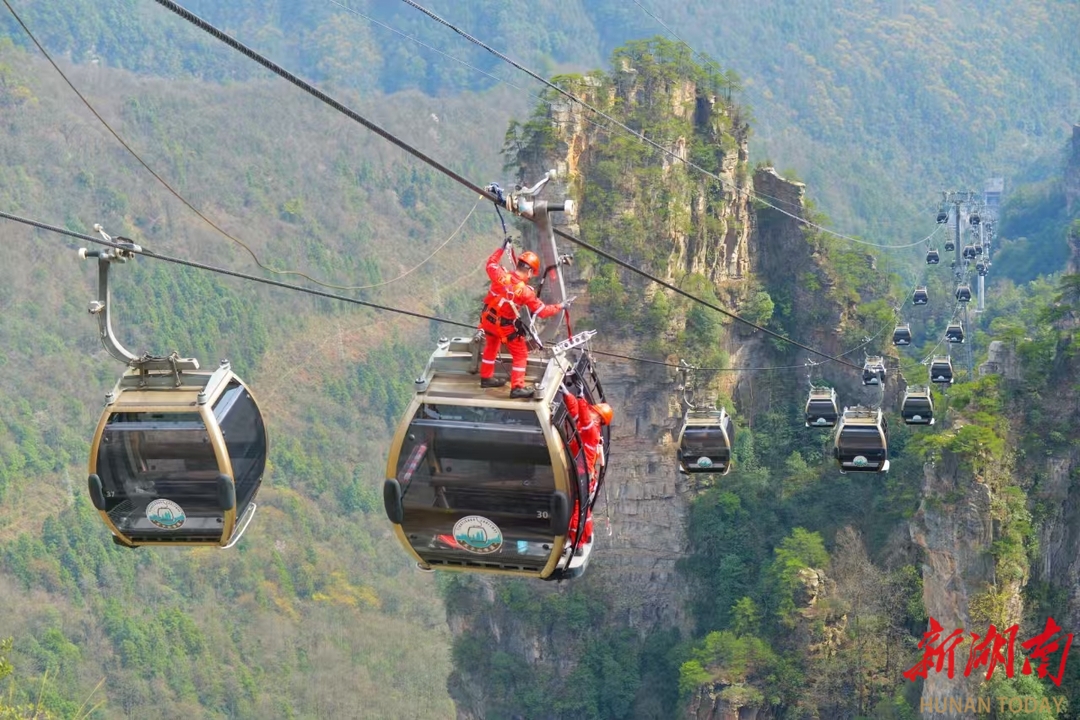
[901,386,935,425]
[384,334,608,581]
[945,323,965,344]
[805,386,839,428]
[833,406,890,473]
[930,355,954,385]
[956,285,972,303]
[913,287,929,306]
[862,356,886,386]
[88,362,265,547]
[677,407,735,475]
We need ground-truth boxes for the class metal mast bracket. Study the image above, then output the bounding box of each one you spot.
[80,223,200,374]
[491,170,576,343]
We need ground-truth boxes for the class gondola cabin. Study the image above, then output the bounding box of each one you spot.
[956,285,972,303]
[937,211,948,224]
[677,407,735,475]
[913,287,929,305]
[945,323,965,344]
[930,356,954,385]
[974,243,983,256]
[926,248,940,265]
[976,261,987,276]
[804,387,839,428]
[970,212,981,225]
[944,240,956,252]
[862,356,886,386]
[87,361,266,548]
[892,324,912,346]
[383,335,607,581]
[901,386,935,425]
[963,245,977,260]
[833,407,890,473]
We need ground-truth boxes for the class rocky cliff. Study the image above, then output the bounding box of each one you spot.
[1065,124,1080,216]
[443,41,810,720]
[443,40,913,720]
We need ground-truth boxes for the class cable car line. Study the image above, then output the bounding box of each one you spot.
[2,0,485,295]
[398,0,942,252]
[144,0,864,371]
[591,349,809,373]
[4,206,869,383]
[0,209,479,330]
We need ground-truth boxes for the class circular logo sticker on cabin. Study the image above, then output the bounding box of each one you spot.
[696,457,714,469]
[453,515,503,555]
[853,456,869,468]
[146,499,186,529]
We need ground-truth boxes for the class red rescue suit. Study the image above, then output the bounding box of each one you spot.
[562,389,604,547]
[479,246,560,389]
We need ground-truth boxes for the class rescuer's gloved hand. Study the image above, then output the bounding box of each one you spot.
[558,254,574,266]
[562,296,577,309]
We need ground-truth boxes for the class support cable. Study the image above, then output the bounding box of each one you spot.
[0,210,476,330]
[144,0,864,370]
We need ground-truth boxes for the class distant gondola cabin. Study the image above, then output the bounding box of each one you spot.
[892,324,912,346]
[833,407,890,473]
[677,407,734,475]
[901,386,935,425]
[804,387,839,428]
[930,356,954,385]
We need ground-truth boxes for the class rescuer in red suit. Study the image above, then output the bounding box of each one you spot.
[561,380,613,547]
[478,237,574,398]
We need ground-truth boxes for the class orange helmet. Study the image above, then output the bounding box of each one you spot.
[517,251,540,276]
[593,403,614,426]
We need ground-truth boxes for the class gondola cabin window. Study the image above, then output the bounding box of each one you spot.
[213,380,267,512]
[96,412,224,538]
[394,403,558,572]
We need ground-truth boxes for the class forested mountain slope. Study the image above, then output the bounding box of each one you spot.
[0,35,514,717]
